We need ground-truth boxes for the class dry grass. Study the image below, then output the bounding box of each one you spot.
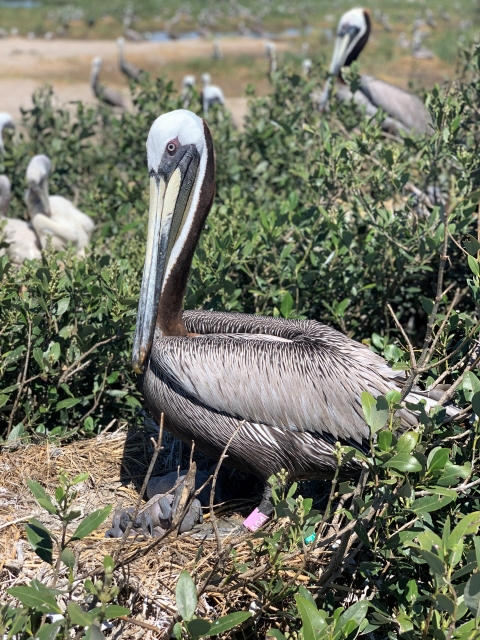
[0,426,341,638]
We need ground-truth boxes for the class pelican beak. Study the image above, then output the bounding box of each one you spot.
[318,27,358,111]
[132,143,200,374]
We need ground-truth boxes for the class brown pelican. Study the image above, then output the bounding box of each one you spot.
[0,175,41,264]
[133,109,458,529]
[116,37,142,81]
[90,57,126,108]
[264,41,277,75]
[25,155,94,257]
[200,73,225,117]
[0,113,15,154]
[181,75,196,109]
[319,8,432,135]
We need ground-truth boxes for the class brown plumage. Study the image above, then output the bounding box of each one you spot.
[319,8,432,135]
[133,110,455,516]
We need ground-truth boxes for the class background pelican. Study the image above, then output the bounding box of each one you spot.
[264,41,277,75]
[25,155,95,257]
[90,57,126,108]
[200,73,225,117]
[0,113,15,153]
[116,37,142,81]
[181,74,196,109]
[133,109,457,529]
[0,175,41,265]
[319,8,432,135]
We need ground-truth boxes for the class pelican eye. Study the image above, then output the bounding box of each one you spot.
[166,141,178,156]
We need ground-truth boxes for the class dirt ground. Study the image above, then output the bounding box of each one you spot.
[0,36,286,125]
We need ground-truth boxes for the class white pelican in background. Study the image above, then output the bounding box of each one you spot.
[25,155,94,257]
[133,110,457,530]
[90,57,126,108]
[0,175,41,264]
[0,113,15,153]
[181,75,196,109]
[319,8,432,135]
[200,73,225,117]
[116,37,142,81]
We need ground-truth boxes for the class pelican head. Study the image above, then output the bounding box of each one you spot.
[132,110,215,373]
[201,72,211,87]
[318,7,370,111]
[25,154,52,218]
[329,8,370,77]
[182,74,196,89]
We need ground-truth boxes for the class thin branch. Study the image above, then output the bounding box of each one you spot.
[7,317,32,437]
[58,335,117,385]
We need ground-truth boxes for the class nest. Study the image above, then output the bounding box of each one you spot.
[0,425,350,638]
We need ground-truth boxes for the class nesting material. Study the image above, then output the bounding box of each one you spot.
[0,426,332,637]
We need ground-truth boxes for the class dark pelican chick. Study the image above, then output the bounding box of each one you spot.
[133,110,457,530]
[319,8,432,135]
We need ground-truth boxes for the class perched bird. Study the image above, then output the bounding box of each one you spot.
[200,72,225,116]
[90,57,126,108]
[0,175,41,265]
[0,113,15,153]
[133,110,458,530]
[319,8,432,135]
[212,39,222,60]
[181,74,196,109]
[25,155,94,257]
[264,40,277,75]
[302,58,312,77]
[116,37,142,81]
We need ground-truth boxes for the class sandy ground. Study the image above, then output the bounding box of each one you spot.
[0,36,284,124]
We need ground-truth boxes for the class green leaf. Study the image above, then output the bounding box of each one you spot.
[8,424,25,442]
[266,630,287,640]
[35,620,64,640]
[67,602,95,627]
[396,432,418,454]
[468,255,479,276]
[448,512,480,550]
[295,595,327,640]
[383,453,422,473]
[436,594,455,615]
[70,505,112,541]
[280,292,294,318]
[56,297,70,316]
[103,605,131,620]
[186,618,211,638]
[26,479,57,514]
[173,622,183,640]
[56,398,81,411]
[337,600,369,628]
[176,570,197,622]
[26,520,54,565]
[472,391,480,416]
[464,572,480,616]
[61,548,75,570]
[411,493,456,515]
[85,623,106,640]
[361,391,389,433]
[103,555,115,572]
[7,582,62,614]
[427,447,450,472]
[206,612,251,636]
[417,548,445,575]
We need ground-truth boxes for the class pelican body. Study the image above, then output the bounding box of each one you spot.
[117,37,142,81]
[320,8,432,135]
[25,155,94,257]
[91,57,126,108]
[0,175,41,265]
[200,73,225,117]
[134,110,456,516]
